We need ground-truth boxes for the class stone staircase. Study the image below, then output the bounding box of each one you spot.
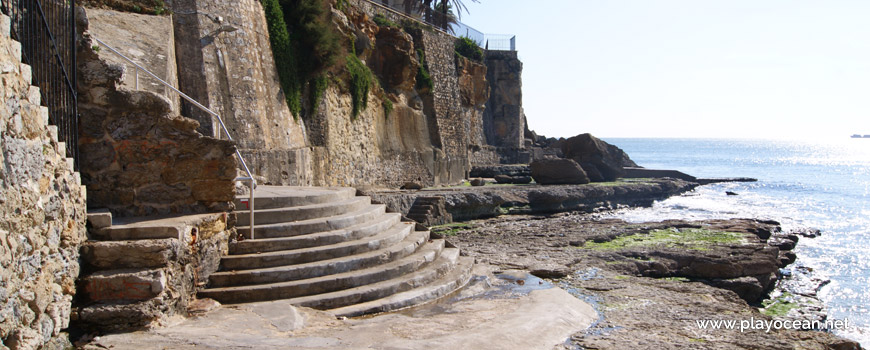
[76,212,230,331]
[406,196,452,227]
[198,186,474,317]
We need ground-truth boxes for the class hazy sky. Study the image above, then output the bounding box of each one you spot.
[460,0,870,139]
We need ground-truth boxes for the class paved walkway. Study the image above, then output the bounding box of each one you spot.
[84,266,597,350]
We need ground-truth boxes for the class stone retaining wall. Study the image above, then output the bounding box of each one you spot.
[0,14,88,350]
[77,9,237,217]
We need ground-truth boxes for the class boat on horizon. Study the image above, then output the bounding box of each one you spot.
[850,134,870,138]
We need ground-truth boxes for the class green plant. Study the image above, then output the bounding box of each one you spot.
[761,293,799,317]
[91,45,101,52]
[261,0,341,119]
[131,4,142,13]
[454,36,483,61]
[373,14,398,28]
[346,54,372,118]
[308,75,329,116]
[335,0,349,10]
[580,228,747,251]
[382,98,393,118]
[415,49,433,92]
[262,0,301,118]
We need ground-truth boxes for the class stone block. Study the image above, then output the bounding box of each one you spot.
[81,269,166,302]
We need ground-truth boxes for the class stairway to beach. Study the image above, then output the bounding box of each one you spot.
[198,186,474,317]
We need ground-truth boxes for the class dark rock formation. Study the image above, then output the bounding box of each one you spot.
[494,175,532,184]
[530,158,590,185]
[561,133,638,181]
[470,164,530,178]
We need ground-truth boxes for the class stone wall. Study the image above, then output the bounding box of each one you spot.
[170,0,313,186]
[484,50,524,150]
[86,9,181,114]
[0,14,88,350]
[77,9,237,217]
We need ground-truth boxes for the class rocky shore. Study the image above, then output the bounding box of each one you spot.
[365,178,698,221]
[440,211,864,349]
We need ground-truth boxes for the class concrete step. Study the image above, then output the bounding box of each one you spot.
[220,221,416,271]
[79,268,167,303]
[77,300,164,331]
[236,197,371,226]
[206,230,431,288]
[330,255,474,317]
[236,204,386,239]
[234,186,356,211]
[285,247,462,310]
[199,240,446,303]
[91,225,184,241]
[81,239,180,270]
[229,213,402,255]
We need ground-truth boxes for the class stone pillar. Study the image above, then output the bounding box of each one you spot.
[483,50,525,150]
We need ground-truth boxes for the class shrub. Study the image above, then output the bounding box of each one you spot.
[262,0,341,119]
[262,0,302,117]
[415,49,433,92]
[382,98,393,119]
[373,14,398,28]
[454,36,483,62]
[308,75,329,116]
[346,54,372,119]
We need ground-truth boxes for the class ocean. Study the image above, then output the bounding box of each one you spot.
[603,138,870,346]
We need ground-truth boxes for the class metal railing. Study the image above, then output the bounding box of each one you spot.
[91,36,258,239]
[361,0,516,51]
[483,34,515,52]
[2,0,78,168]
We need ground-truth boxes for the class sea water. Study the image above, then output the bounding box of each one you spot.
[604,138,870,346]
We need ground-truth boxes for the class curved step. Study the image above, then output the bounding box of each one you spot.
[229,213,402,255]
[329,255,474,317]
[220,221,416,271]
[199,240,447,303]
[236,197,371,226]
[285,247,463,310]
[206,230,431,288]
[235,186,356,210]
[236,204,386,239]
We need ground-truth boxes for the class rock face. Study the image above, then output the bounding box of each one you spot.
[77,13,237,217]
[561,133,638,182]
[530,158,590,185]
[1,16,88,349]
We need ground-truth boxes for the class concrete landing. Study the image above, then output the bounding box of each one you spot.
[83,265,598,350]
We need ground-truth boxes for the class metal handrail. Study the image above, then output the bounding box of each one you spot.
[91,35,257,239]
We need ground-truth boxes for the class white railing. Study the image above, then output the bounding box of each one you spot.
[92,36,258,239]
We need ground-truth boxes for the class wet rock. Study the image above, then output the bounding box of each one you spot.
[469,178,486,187]
[530,158,590,185]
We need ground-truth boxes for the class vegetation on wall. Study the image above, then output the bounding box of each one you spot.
[261,0,341,119]
[346,53,372,119]
[455,36,483,61]
[382,98,394,119]
[415,48,433,92]
[79,0,168,15]
[373,14,398,28]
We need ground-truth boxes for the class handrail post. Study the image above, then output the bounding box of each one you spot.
[135,67,139,90]
[248,179,255,240]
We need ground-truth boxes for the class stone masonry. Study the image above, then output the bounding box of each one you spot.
[170,0,314,186]
[76,9,237,217]
[1,14,88,350]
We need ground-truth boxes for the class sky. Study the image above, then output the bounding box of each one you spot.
[459,0,870,139]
